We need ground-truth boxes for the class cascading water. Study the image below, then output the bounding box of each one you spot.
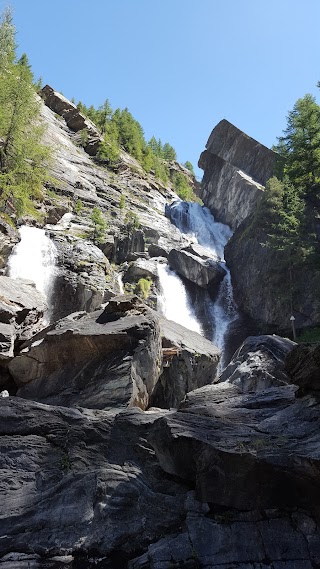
[117,273,125,294]
[157,262,202,335]
[8,225,57,321]
[165,201,238,368]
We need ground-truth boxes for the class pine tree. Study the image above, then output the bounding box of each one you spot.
[0,9,51,218]
[276,94,320,201]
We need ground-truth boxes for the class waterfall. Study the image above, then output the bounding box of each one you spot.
[8,225,57,320]
[157,263,202,335]
[117,273,124,294]
[166,201,238,367]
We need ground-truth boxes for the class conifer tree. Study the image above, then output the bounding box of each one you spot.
[0,8,50,218]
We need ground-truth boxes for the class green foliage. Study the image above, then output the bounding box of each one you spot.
[80,128,88,147]
[124,210,140,231]
[171,171,201,202]
[297,326,320,343]
[184,160,195,174]
[0,9,51,218]
[135,277,151,299]
[74,96,180,183]
[74,199,83,214]
[119,194,125,209]
[275,94,320,200]
[90,207,107,242]
[255,176,305,253]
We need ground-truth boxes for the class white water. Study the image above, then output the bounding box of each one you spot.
[157,263,202,335]
[117,273,124,294]
[8,226,57,317]
[166,201,238,367]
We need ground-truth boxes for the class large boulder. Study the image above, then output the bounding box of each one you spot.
[198,119,278,229]
[10,296,162,410]
[9,296,219,411]
[168,248,226,293]
[219,334,296,392]
[0,276,47,359]
[151,316,220,408]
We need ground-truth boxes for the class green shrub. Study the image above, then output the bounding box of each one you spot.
[135,277,151,299]
[124,211,140,231]
[90,207,107,242]
[74,199,83,214]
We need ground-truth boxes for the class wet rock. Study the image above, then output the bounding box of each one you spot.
[168,248,226,292]
[0,219,19,270]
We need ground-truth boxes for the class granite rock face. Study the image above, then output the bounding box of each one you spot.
[198,119,278,229]
[1,330,320,567]
[225,218,320,329]
[219,334,296,392]
[0,276,47,359]
[168,248,226,293]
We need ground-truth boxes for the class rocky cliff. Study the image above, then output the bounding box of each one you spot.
[225,213,320,331]
[1,88,320,569]
[198,119,278,229]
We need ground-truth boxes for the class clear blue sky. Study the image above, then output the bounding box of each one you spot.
[3,0,320,177]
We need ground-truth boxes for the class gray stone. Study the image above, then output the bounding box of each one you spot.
[151,315,220,408]
[198,119,278,229]
[0,276,47,352]
[219,334,296,392]
[168,247,226,292]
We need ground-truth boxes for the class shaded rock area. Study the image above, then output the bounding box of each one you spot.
[285,342,320,392]
[0,219,18,270]
[10,297,162,409]
[1,329,320,568]
[168,248,226,293]
[0,276,47,359]
[151,316,220,408]
[225,218,320,330]
[198,119,278,229]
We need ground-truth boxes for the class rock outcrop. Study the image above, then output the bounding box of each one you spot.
[285,342,320,392]
[225,218,320,330]
[168,248,226,293]
[9,296,219,410]
[219,334,296,392]
[0,276,47,359]
[198,119,278,229]
[2,330,320,567]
